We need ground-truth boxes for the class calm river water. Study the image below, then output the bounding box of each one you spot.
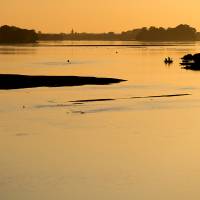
[1,41,200,200]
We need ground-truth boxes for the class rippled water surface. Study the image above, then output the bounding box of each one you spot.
[1,41,200,200]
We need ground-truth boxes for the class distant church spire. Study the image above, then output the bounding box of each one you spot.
[71,29,74,35]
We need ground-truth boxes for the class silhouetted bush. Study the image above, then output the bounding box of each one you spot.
[0,25,38,43]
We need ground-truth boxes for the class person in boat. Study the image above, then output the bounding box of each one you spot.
[164,57,173,64]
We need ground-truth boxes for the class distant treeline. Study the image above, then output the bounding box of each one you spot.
[39,24,200,41]
[38,29,141,41]
[1,24,200,43]
[0,25,37,43]
[135,25,197,41]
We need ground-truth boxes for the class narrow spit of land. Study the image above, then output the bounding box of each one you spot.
[0,74,126,90]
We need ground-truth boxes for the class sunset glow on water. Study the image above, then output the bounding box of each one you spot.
[1,41,200,199]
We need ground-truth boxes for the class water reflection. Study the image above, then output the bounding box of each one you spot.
[0,47,36,55]
[1,41,200,200]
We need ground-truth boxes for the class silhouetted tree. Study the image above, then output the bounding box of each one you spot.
[0,25,38,43]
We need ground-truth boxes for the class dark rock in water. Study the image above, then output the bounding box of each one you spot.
[181,54,193,61]
[193,53,200,63]
[0,74,126,90]
[181,53,200,70]
[181,63,200,70]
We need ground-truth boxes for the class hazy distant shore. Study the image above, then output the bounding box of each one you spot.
[1,24,200,44]
[38,24,200,41]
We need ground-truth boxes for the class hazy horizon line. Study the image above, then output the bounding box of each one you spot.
[1,24,200,34]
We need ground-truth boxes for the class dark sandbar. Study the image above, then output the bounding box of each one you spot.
[70,94,191,103]
[70,98,115,103]
[0,74,126,90]
[131,94,190,99]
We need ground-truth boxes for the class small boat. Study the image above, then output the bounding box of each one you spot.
[164,57,173,64]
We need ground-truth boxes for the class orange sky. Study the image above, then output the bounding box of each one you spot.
[1,0,200,33]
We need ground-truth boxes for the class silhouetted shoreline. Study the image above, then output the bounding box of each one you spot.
[38,24,200,41]
[1,24,200,43]
[0,74,126,90]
